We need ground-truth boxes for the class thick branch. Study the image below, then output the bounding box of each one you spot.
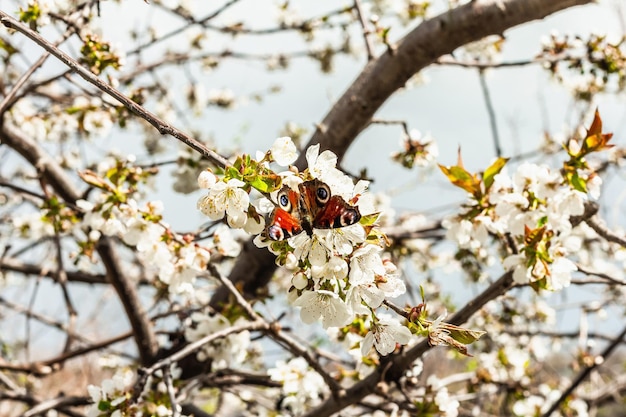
[96,237,158,365]
[303,271,514,417]
[212,0,592,314]
[297,0,593,165]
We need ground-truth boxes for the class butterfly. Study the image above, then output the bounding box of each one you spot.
[265,178,361,241]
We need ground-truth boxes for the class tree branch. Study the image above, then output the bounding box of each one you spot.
[212,0,592,330]
[302,270,514,417]
[541,323,626,417]
[297,0,592,166]
[0,123,158,366]
[586,215,626,248]
[0,10,230,170]
[0,256,107,284]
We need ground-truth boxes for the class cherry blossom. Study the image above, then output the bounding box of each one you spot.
[86,369,134,417]
[324,223,366,256]
[197,178,250,227]
[346,280,385,315]
[361,314,412,356]
[434,386,460,417]
[268,357,327,415]
[184,313,253,369]
[311,255,349,284]
[292,289,353,328]
[271,136,298,166]
[290,231,331,266]
[349,245,387,285]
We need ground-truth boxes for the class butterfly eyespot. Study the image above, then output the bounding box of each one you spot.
[339,209,360,227]
[267,225,284,241]
[315,184,330,205]
[278,192,292,211]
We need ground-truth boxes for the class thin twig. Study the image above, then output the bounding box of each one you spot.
[163,366,180,417]
[369,119,411,137]
[127,0,244,55]
[478,69,502,157]
[21,393,90,417]
[575,264,626,286]
[586,215,626,247]
[132,2,352,54]
[0,50,50,116]
[207,264,260,320]
[354,0,375,60]
[135,321,268,392]
[436,53,576,69]
[0,11,230,169]
[206,266,345,396]
[540,323,626,417]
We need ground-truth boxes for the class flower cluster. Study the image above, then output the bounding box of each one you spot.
[267,357,328,415]
[87,367,187,417]
[392,129,439,169]
[197,137,411,356]
[492,162,583,290]
[76,157,213,296]
[442,112,613,291]
[80,33,125,75]
[444,160,585,290]
[18,0,71,29]
[539,32,626,100]
[184,312,256,369]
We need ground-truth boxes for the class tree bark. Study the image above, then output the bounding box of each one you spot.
[211,0,593,309]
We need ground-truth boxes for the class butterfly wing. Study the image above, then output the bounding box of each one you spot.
[266,186,302,240]
[266,207,302,240]
[298,179,361,231]
[312,195,361,229]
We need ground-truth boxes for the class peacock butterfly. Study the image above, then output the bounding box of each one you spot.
[266,178,361,241]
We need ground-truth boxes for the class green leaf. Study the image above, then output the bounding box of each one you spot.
[568,171,588,193]
[359,212,380,227]
[438,164,480,195]
[448,327,486,345]
[225,166,242,181]
[483,157,509,190]
[248,175,280,194]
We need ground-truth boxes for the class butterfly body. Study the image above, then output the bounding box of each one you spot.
[266,179,361,241]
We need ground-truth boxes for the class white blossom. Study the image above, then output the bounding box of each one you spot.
[503,254,531,285]
[271,136,298,166]
[185,313,252,369]
[268,357,327,415]
[434,386,460,417]
[361,314,412,356]
[311,256,348,284]
[324,223,366,256]
[290,231,330,266]
[198,169,218,189]
[547,256,576,290]
[197,178,250,227]
[349,245,386,285]
[292,289,352,328]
